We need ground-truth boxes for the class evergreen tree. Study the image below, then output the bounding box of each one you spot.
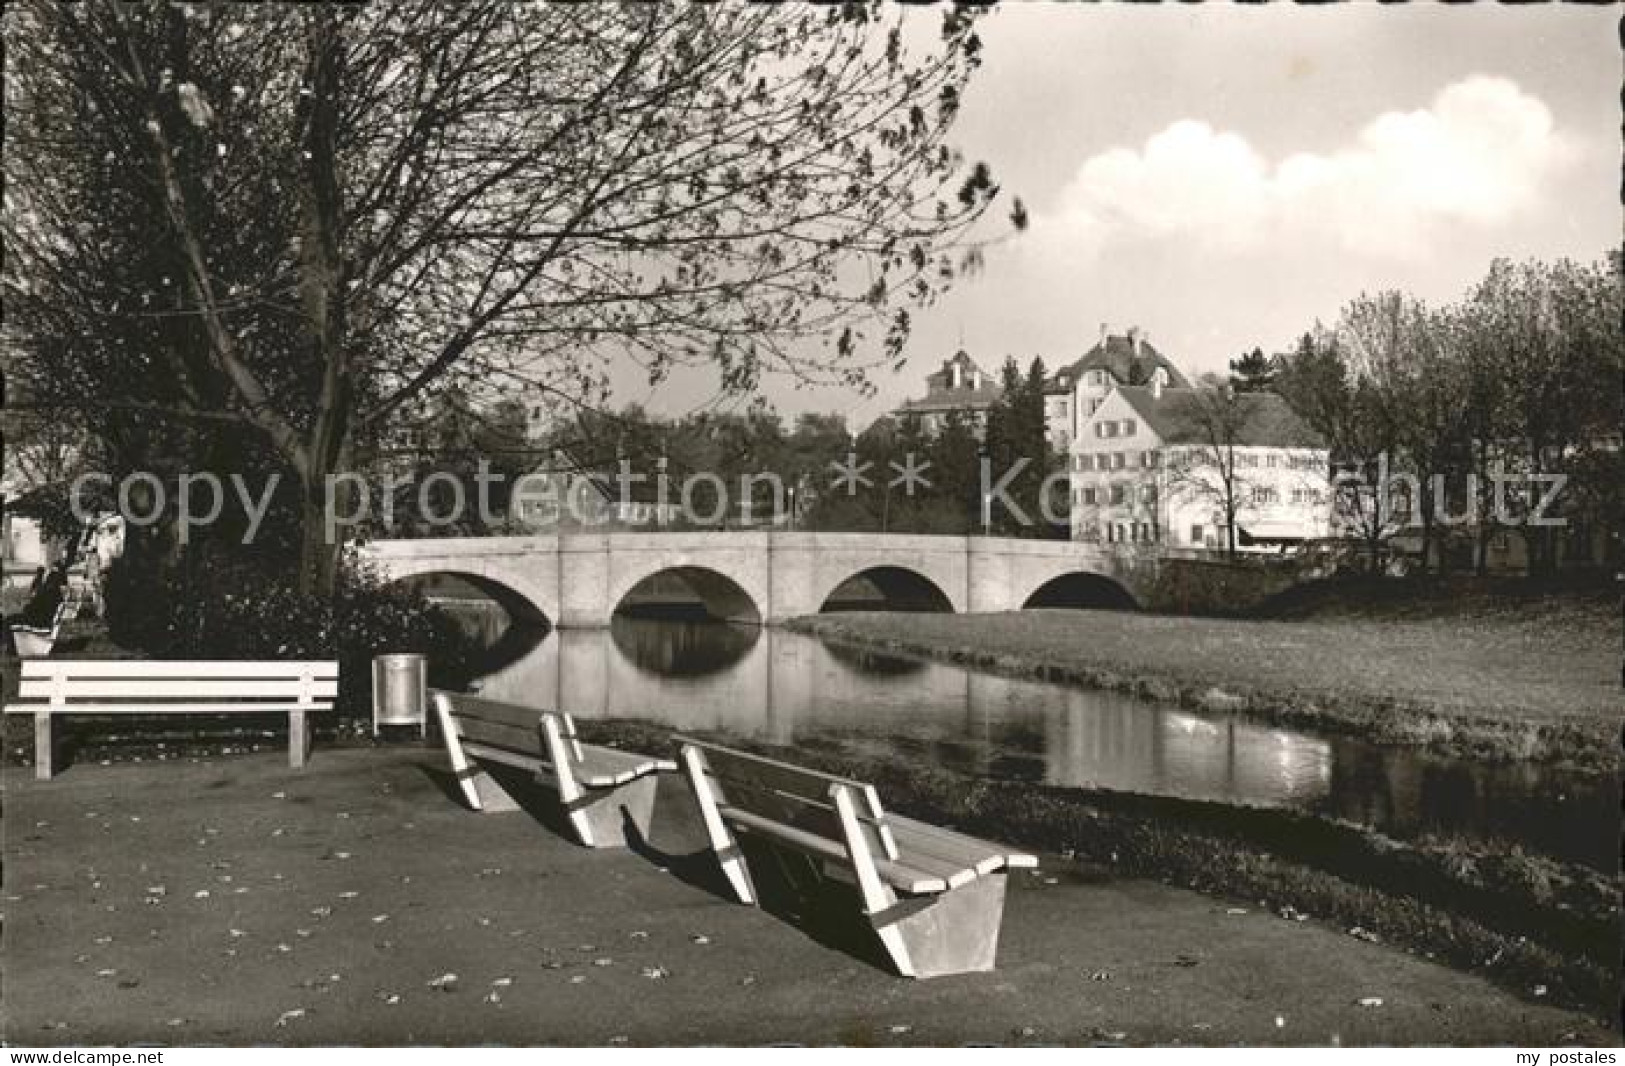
[1228,347,1278,392]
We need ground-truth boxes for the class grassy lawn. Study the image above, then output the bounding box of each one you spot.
[788,585,1619,769]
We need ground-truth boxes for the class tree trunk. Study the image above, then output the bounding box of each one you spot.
[292,8,350,600]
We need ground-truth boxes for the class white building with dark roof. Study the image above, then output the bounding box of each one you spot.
[1069,377,1332,552]
[1044,325,1191,451]
[893,348,1002,437]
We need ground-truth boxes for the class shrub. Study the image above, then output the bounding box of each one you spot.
[102,549,480,718]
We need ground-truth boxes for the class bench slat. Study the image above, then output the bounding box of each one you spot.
[460,740,547,776]
[3,702,333,716]
[889,817,1012,876]
[17,679,339,700]
[680,736,872,802]
[881,844,980,889]
[20,660,337,679]
[576,761,675,789]
[897,816,1038,870]
[443,693,547,731]
[719,806,949,895]
[450,715,547,761]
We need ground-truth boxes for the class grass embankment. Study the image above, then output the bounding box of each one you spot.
[786,579,1620,771]
[581,718,1621,1018]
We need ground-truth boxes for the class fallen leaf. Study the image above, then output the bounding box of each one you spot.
[1357,997,1383,1008]
[428,972,458,991]
[275,1009,306,1027]
[641,966,669,980]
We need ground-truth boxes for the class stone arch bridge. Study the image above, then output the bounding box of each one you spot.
[359,532,1146,628]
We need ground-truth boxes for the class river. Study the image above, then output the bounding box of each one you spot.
[438,602,1616,872]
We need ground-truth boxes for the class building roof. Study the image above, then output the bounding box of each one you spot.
[895,349,1004,416]
[1111,386,1325,449]
[895,387,1003,415]
[1050,332,1192,393]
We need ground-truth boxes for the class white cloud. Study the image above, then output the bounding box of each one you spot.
[1042,77,1565,258]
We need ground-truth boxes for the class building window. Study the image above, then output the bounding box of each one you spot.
[1253,487,1278,505]
[1142,484,1157,504]
[1110,483,1126,505]
[1122,419,1136,436]
[1113,452,1126,470]
[1082,486,1098,506]
[1190,524,1204,546]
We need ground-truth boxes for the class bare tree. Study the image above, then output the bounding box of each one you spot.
[1163,386,1256,560]
[5,3,1014,592]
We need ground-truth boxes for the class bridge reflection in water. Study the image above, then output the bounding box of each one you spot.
[444,608,1613,870]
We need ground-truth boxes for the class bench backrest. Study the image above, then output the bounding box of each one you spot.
[430,690,584,765]
[12,660,339,709]
[677,737,900,862]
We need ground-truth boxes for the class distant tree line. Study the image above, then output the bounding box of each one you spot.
[1232,255,1623,575]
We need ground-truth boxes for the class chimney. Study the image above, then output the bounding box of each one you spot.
[1128,326,1142,355]
[951,359,962,390]
[1099,322,1108,346]
[1151,367,1164,400]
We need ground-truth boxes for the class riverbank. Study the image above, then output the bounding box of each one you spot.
[784,596,1620,771]
[582,720,1620,1019]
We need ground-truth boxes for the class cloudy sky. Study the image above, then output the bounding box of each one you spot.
[614,3,1619,426]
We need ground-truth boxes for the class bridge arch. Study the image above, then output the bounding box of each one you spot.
[1020,570,1138,611]
[385,569,554,627]
[817,565,955,614]
[612,565,763,625]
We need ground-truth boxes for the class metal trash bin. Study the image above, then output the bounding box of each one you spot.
[372,653,427,738]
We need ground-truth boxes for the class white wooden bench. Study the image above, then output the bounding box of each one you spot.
[431,690,675,849]
[3,660,338,780]
[677,737,1038,979]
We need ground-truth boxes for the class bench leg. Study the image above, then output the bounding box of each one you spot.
[469,770,523,813]
[566,774,660,849]
[681,746,756,904]
[288,710,308,769]
[34,712,54,781]
[870,872,1009,979]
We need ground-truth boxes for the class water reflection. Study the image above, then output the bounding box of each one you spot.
[441,605,1616,870]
